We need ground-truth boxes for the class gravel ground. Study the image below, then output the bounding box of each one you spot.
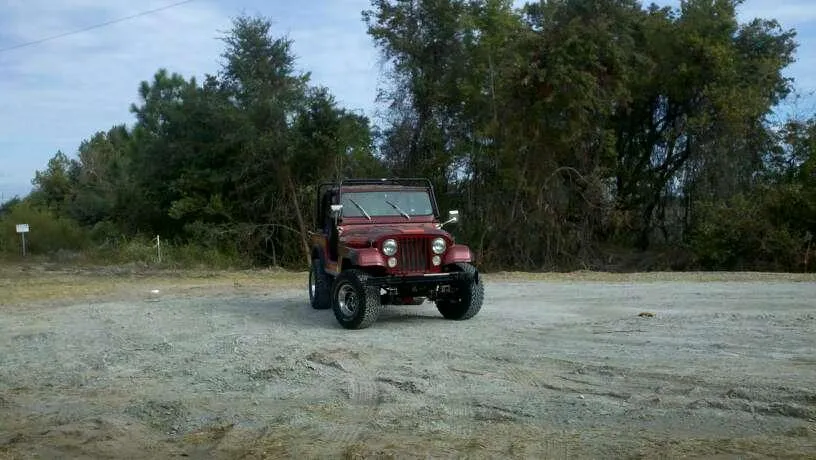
[1,272,815,458]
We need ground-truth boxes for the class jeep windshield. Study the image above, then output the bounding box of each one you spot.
[340,190,434,219]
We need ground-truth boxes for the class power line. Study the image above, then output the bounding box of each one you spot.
[0,0,198,54]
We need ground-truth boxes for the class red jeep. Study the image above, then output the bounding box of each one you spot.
[308,178,484,329]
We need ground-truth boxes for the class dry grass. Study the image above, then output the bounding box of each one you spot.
[195,422,583,459]
[3,261,814,306]
[159,423,816,459]
[0,263,305,306]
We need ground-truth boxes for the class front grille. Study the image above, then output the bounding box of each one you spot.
[397,237,429,272]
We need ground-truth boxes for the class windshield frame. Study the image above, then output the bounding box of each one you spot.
[337,186,439,222]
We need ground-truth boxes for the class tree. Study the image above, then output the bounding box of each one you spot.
[30,150,75,215]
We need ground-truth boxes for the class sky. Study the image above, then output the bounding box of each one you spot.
[1,0,814,203]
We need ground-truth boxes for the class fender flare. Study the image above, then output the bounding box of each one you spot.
[346,247,387,268]
[442,244,474,265]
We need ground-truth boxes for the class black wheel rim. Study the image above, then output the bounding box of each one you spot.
[337,282,358,317]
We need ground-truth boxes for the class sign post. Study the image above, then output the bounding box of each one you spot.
[15,224,29,257]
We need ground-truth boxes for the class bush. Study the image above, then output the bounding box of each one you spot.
[0,200,247,269]
[0,200,89,256]
[77,234,246,269]
[689,186,813,271]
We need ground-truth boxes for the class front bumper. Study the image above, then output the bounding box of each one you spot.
[366,271,471,287]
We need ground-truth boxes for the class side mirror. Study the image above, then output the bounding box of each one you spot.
[330,204,343,217]
[440,209,459,227]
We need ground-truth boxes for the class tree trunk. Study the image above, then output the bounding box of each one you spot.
[287,174,311,267]
[637,201,656,250]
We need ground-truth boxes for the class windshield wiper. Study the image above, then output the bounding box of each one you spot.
[348,198,371,220]
[385,200,410,220]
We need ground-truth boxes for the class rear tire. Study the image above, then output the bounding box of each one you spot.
[309,257,331,310]
[332,269,382,329]
[435,263,484,320]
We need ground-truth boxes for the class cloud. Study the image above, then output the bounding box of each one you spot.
[260,0,381,116]
[0,0,235,199]
[0,0,382,200]
[737,0,816,26]
[705,0,816,97]
[0,0,813,203]
[647,0,816,24]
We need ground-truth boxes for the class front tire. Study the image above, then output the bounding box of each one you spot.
[435,263,484,320]
[309,257,331,310]
[332,269,382,329]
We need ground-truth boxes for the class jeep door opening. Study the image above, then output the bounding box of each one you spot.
[307,178,484,329]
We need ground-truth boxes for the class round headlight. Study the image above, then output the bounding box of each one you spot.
[431,237,446,254]
[382,239,397,256]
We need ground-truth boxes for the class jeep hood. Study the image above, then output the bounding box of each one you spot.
[339,223,449,245]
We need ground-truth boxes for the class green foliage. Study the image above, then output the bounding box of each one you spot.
[0,200,88,255]
[0,200,244,269]
[20,14,388,269]
[690,185,813,271]
[29,150,74,215]
[81,235,244,269]
[11,5,816,272]
[364,0,805,270]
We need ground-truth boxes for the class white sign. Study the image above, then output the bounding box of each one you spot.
[16,224,29,233]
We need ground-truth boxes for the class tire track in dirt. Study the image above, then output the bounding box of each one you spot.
[423,347,490,438]
[302,348,385,449]
[3,277,816,458]
[494,353,816,423]
[438,370,479,438]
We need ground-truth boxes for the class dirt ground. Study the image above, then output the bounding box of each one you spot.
[1,265,815,459]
